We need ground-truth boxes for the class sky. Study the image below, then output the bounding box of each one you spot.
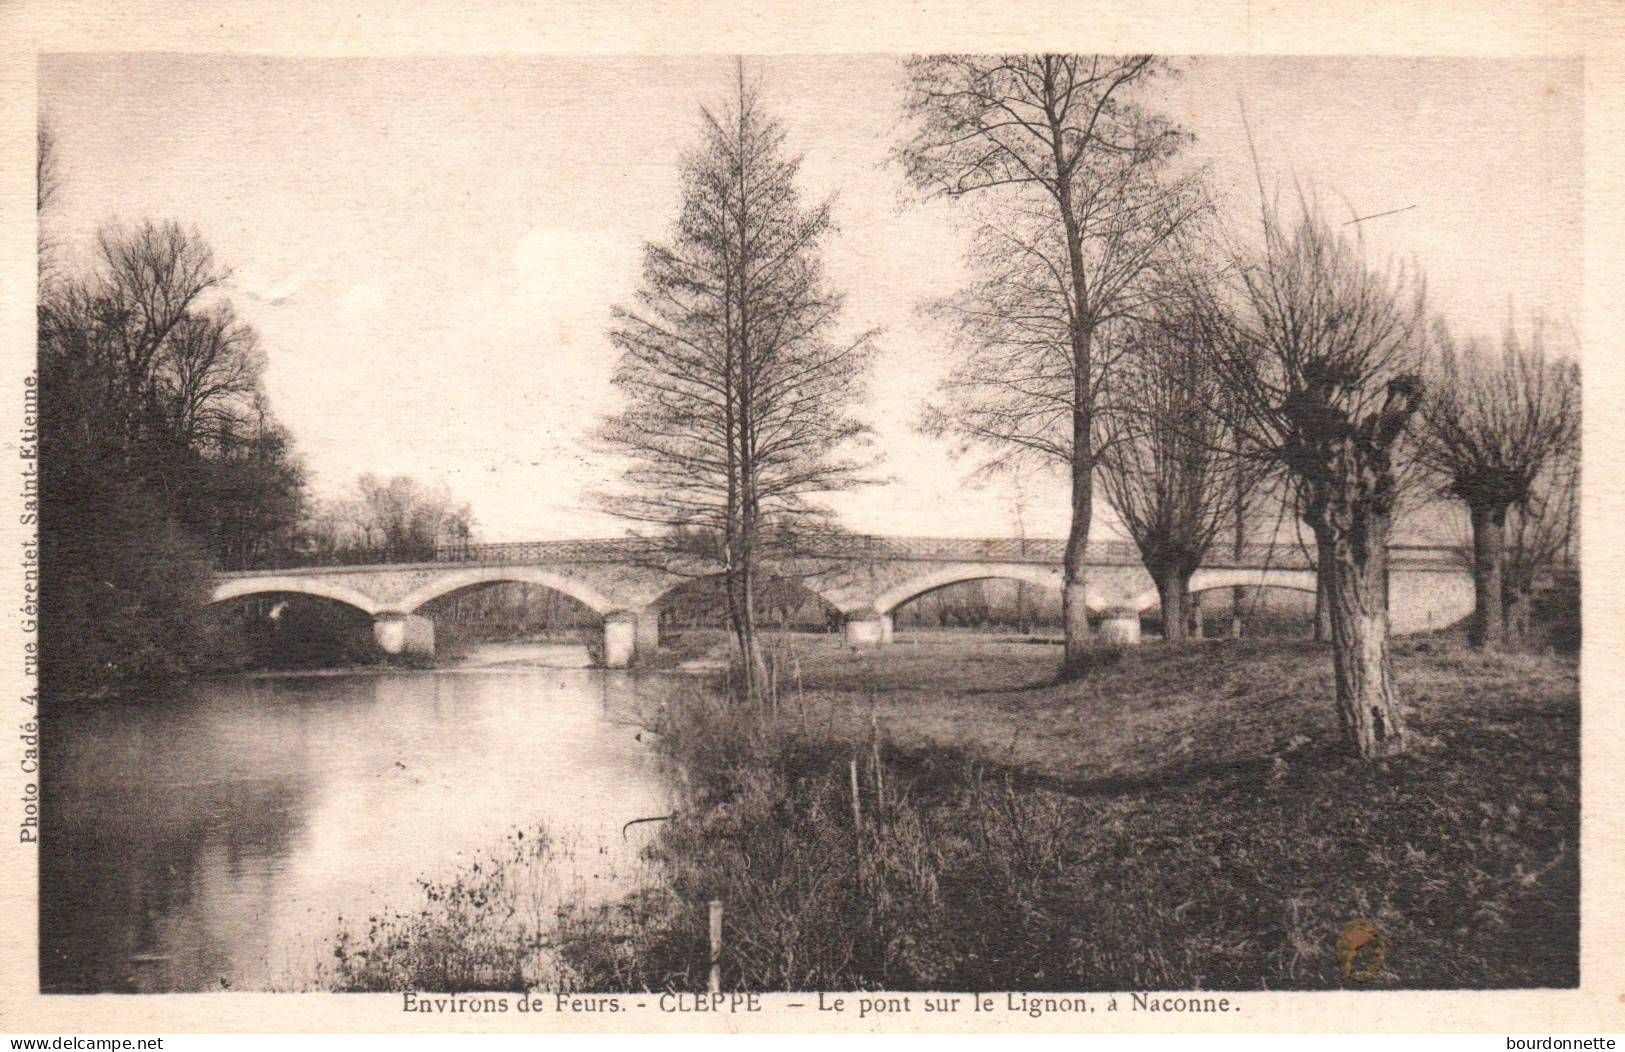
[38,53,1583,542]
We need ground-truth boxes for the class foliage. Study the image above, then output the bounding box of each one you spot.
[322,825,635,993]
[1504,455,1578,633]
[40,459,215,695]
[37,117,62,282]
[593,638,1576,990]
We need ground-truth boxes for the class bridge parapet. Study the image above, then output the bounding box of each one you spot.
[221,536,1470,574]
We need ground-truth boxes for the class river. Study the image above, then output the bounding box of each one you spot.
[40,656,673,993]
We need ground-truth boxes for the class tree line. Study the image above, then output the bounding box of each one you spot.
[601,57,1580,760]
[38,131,307,693]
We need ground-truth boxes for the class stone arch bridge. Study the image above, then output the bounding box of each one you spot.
[211,537,1474,666]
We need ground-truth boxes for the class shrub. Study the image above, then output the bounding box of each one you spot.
[42,465,215,699]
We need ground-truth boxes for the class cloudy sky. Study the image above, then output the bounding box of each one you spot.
[39,53,1582,541]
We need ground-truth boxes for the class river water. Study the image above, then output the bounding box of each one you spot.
[40,659,672,993]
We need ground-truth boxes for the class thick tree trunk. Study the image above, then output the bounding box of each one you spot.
[1292,375,1422,760]
[1467,501,1508,649]
[728,555,770,707]
[1061,400,1094,671]
[1156,564,1187,642]
[1061,427,1094,671]
[1062,579,1092,667]
[1317,526,1408,759]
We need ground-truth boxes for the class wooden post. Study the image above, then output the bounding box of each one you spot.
[870,719,885,821]
[1232,471,1246,638]
[849,756,865,891]
[708,899,723,993]
[849,756,863,836]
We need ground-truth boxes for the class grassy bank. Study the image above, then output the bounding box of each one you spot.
[329,635,1579,992]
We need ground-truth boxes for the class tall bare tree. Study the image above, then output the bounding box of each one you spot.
[64,222,227,452]
[1207,202,1427,760]
[600,64,875,703]
[1096,284,1268,640]
[1413,317,1580,648]
[898,54,1204,673]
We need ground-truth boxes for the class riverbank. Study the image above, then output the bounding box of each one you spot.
[221,632,742,679]
[218,639,602,679]
[331,634,1579,992]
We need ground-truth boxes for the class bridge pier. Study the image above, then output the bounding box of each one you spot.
[373,613,435,659]
[635,610,661,662]
[601,612,637,668]
[844,612,894,648]
[1097,608,1141,647]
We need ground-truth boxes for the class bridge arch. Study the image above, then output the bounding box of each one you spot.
[209,576,383,616]
[646,573,847,622]
[871,563,1068,617]
[1125,567,1319,613]
[392,567,620,617]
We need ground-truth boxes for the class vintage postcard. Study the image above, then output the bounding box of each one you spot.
[1,0,1621,1038]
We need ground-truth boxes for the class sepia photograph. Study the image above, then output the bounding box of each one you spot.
[3,2,1618,1035]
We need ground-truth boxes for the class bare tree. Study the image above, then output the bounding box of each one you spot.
[1096,285,1269,640]
[1413,317,1580,648]
[38,220,230,479]
[599,63,875,703]
[155,303,264,451]
[88,222,227,450]
[1207,201,1427,760]
[348,474,473,556]
[298,476,469,558]
[898,54,1205,674]
[1503,452,1578,641]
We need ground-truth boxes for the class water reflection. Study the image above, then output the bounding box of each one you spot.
[41,668,668,993]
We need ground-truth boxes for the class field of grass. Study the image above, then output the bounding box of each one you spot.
[329,633,1579,992]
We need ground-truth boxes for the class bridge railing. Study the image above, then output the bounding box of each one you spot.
[221,535,1472,574]
[219,538,663,571]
